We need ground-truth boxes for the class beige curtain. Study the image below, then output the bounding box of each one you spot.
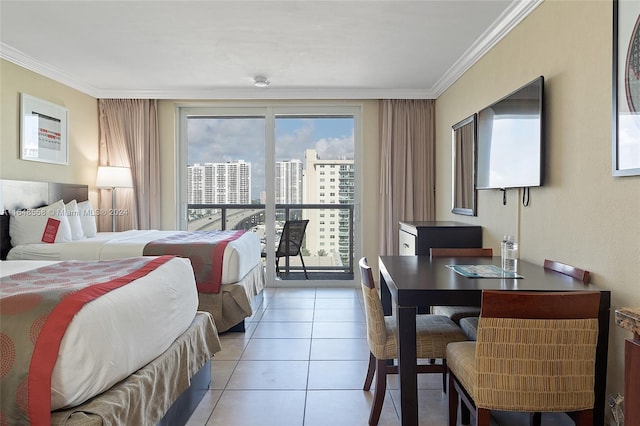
[98,99,160,231]
[379,99,436,255]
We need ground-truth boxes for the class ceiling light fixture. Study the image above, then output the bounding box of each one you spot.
[253,76,270,88]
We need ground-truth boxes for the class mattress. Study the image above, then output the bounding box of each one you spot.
[7,229,261,284]
[0,256,199,411]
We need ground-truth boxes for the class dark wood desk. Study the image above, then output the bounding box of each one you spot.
[379,255,611,426]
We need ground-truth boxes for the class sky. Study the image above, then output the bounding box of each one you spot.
[187,116,354,198]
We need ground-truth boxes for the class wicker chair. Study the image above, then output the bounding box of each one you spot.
[430,248,493,324]
[359,257,467,426]
[446,290,601,426]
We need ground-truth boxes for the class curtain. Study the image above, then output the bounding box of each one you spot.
[378,99,436,255]
[98,99,160,231]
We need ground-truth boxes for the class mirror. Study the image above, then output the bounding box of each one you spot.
[452,114,477,216]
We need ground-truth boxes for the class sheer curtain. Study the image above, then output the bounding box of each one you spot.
[378,99,436,255]
[98,99,160,231]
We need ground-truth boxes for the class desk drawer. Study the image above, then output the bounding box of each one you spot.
[399,230,415,255]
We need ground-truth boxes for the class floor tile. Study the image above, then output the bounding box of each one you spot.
[260,309,314,322]
[304,389,399,426]
[185,390,222,426]
[205,390,306,426]
[312,321,367,339]
[310,338,370,360]
[307,360,370,389]
[241,338,311,360]
[226,360,309,390]
[266,297,316,310]
[313,308,365,322]
[252,321,313,339]
[210,360,237,390]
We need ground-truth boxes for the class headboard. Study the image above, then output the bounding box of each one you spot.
[0,179,89,259]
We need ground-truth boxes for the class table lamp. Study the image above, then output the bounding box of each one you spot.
[96,166,133,231]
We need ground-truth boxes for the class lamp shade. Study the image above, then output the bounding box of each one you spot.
[96,166,133,188]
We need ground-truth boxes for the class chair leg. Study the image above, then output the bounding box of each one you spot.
[529,412,542,426]
[299,252,308,279]
[447,372,458,426]
[569,409,593,426]
[441,359,447,393]
[369,358,387,426]
[476,408,491,426]
[364,352,376,391]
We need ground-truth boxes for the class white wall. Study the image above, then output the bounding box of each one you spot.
[436,0,639,403]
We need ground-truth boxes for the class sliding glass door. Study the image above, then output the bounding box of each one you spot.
[178,105,361,287]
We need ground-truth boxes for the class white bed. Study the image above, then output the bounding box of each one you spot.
[0,257,221,425]
[7,229,261,286]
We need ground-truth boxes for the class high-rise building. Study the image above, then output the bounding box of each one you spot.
[187,161,251,204]
[275,159,303,204]
[303,149,354,265]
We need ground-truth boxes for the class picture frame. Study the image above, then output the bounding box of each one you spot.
[612,0,640,176]
[20,93,69,165]
[451,114,477,216]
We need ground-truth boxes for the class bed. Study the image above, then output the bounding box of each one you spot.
[0,256,222,426]
[0,179,265,332]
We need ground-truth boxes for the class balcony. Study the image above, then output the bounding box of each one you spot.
[187,203,355,280]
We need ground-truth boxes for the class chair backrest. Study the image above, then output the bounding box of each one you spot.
[430,247,493,257]
[276,220,309,256]
[475,290,600,412]
[359,257,388,358]
[543,259,590,284]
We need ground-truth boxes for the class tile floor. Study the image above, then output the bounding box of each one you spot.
[185,287,575,426]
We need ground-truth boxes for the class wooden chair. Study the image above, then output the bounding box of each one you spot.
[544,259,590,284]
[447,290,601,426]
[359,258,467,426]
[429,247,493,325]
[265,219,309,279]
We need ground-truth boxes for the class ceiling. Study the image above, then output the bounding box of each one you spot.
[0,1,541,100]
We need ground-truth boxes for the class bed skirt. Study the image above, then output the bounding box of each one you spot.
[50,312,221,426]
[199,263,265,332]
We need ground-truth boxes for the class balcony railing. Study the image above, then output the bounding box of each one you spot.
[187,203,355,279]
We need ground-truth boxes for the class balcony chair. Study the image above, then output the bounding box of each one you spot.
[359,257,467,426]
[446,290,600,426]
[274,219,309,279]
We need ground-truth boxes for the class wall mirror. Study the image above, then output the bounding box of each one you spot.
[451,114,477,216]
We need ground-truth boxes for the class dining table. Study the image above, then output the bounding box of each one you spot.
[378,255,611,426]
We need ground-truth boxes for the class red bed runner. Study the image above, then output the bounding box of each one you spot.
[143,230,245,294]
[0,255,175,426]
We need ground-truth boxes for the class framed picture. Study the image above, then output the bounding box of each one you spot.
[20,93,69,165]
[613,0,640,176]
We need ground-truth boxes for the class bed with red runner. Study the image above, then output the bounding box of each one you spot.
[0,256,221,425]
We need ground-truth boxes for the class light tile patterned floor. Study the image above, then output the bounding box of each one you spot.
[185,287,574,426]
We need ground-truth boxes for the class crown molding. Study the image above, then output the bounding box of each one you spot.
[1,42,100,98]
[431,0,544,97]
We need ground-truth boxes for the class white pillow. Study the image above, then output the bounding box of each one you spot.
[65,200,85,240]
[9,200,73,246]
[76,200,97,238]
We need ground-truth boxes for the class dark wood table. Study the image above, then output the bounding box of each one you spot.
[379,255,611,426]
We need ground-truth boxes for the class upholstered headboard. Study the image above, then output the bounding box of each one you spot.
[0,179,89,259]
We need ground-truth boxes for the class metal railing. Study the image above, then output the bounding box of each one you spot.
[187,203,355,276]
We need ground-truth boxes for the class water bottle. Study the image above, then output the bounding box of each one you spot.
[501,235,518,272]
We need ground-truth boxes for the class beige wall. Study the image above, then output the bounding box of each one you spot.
[436,0,639,401]
[0,60,100,205]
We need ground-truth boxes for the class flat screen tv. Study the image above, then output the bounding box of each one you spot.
[476,76,544,189]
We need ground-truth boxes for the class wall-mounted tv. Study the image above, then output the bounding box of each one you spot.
[476,76,544,189]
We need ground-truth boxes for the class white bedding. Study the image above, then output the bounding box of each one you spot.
[0,257,199,411]
[7,229,261,284]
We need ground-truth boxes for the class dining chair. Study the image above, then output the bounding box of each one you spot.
[544,259,590,283]
[359,257,467,426]
[262,219,309,279]
[429,247,493,325]
[446,290,601,426]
